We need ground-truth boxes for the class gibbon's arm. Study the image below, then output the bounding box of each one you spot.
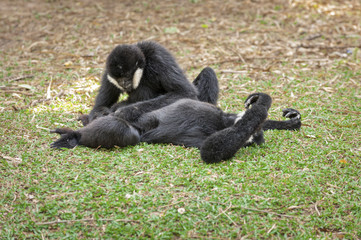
[87,73,123,121]
[263,108,301,131]
[113,92,196,122]
[51,115,140,149]
[94,73,123,109]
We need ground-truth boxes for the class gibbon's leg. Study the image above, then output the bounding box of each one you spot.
[262,108,301,131]
[192,67,219,105]
[113,92,193,123]
[79,73,121,126]
[51,115,140,149]
[200,93,271,164]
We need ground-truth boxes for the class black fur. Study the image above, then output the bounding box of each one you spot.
[50,129,81,149]
[81,41,219,125]
[52,116,140,149]
[262,108,301,131]
[51,93,302,163]
[193,67,219,105]
[200,94,271,163]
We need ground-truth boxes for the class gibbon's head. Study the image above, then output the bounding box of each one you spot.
[106,44,145,92]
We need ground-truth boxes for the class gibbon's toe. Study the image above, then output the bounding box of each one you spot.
[244,93,259,109]
[282,108,301,120]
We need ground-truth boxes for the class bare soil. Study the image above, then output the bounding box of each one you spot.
[0,0,360,108]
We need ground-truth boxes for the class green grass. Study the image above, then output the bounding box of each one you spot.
[1,64,360,239]
[1,0,361,237]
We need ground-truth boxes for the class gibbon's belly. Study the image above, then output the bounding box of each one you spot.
[140,99,224,148]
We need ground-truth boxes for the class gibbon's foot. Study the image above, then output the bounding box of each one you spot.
[50,129,81,149]
[244,93,259,109]
[282,108,301,120]
[244,93,272,110]
[78,114,90,126]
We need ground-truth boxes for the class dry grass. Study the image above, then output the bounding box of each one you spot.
[1,0,360,110]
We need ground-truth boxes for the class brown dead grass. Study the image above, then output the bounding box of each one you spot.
[0,0,360,110]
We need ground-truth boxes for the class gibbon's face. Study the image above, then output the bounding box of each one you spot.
[106,45,145,92]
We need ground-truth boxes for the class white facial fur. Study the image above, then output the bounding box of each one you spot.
[132,68,143,89]
[107,74,125,91]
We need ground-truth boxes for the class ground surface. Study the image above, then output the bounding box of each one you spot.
[1,0,360,239]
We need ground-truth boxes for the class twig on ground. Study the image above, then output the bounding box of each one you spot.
[314,202,321,216]
[233,206,296,218]
[4,75,34,82]
[216,202,237,225]
[36,218,140,225]
[297,44,361,49]
[46,77,53,99]
[267,224,277,234]
[158,200,184,209]
[23,90,65,109]
[201,200,296,218]
[0,90,34,96]
[1,154,22,165]
[220,70,248,74]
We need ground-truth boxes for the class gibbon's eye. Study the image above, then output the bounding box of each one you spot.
[117,65,123,70]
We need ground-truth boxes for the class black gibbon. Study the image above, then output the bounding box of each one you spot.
[51,93,301,164]
[80,41,218,125]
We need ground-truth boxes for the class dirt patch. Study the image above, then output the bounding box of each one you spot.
[0,0,360,109]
